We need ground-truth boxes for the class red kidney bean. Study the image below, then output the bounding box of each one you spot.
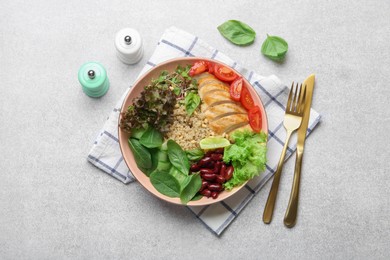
[219,164,226,177]
[215,175,225,184]
[224,165,234,181]
[198,157,212,167]
[200,189,211,197]
[207,161,215,169]
[208,183,223,191]
[200,168,214,175]
[190,164,200,172]
[211,153,223,161]
[201,172,217,181]
[199,181,208,192]
[211,191,218,199]
[212,161,222,174]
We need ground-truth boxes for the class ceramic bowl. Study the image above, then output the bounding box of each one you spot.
[118,57,268,206]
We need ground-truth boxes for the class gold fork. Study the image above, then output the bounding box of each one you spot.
[263,82,306,224]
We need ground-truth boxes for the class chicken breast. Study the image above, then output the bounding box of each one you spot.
[194,72,250,135]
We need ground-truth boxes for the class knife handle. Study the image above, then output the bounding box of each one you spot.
[263,130,292,224]
[284,149,303,228]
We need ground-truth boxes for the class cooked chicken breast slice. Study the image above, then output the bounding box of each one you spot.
[199,83,229,99]
[202,91,232,105]
[209,114,248,135]
[194,72,214,83]
[204,103,247,121]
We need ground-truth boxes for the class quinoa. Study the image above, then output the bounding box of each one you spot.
[165,104,216,150]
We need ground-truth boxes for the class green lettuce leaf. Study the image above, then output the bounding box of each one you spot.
[223,130,267,190]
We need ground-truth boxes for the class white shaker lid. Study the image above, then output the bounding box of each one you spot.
[114,28,144,64]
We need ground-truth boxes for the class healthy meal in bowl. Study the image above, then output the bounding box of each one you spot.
[119,58,267,205]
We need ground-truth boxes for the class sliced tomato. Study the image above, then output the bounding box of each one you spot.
[240,85,255,110]
[189,61,208,76]
[207,61,215,74]
[214,64,237,82]
[248,105,262,132]
[230,77,243,101]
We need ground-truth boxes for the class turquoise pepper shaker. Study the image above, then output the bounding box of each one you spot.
[78,62,110,97]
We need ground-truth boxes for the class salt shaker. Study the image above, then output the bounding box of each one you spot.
[78,62,110,98]
[114,28,144,64]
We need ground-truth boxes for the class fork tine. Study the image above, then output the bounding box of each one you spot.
[292,82,299,112]
[297,84,306,113]
[286,82,294,110]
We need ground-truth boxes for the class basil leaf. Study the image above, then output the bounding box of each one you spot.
[130,127,147,139]
[128,138,152,170]
[186,148,204,161]
[191,193,203,201]
[167,140,190,175]
[149,150,171,176]
[142,148,160,176]
[150,170,180,198]
[180,173,202,204]
[139,127,163,148]
[173,87,181,96]
[169,167,191,192]
[217,20,256,46]
[261,34,288,61]
[185,93,201,116]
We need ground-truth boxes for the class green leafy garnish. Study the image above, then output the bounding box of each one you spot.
[168,167,191,192]
[217,20,256,46]
[140,136,203,204]
[120,66,198,134]
[223,130,267,190]
[184,92,201,116]
[139,126,163,148]
[167,140,190,175]
[180,173,202,204]
[129,127,147,140]
[150,170,181,198]
[185,148,204,161]
[128,138,152,170]
[261,34,288,61]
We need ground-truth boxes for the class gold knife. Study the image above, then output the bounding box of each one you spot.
[283,74,315,228]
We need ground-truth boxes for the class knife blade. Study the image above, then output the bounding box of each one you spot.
[283,74,315,228]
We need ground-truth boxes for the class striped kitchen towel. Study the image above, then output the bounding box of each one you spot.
[87,26,321,236]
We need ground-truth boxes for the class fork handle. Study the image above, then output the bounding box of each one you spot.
[284,149,303,228]
[263,130,293,224]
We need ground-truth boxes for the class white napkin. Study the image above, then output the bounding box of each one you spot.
[87,26,321,236]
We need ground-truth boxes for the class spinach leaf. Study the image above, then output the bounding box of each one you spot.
[130,127,147,139]
[151,149,172,176]
[185,92,201,116]
[191,193,203,201]
[217,20,256,46]
[161,140,168,151]
[261,34,288,61]
[139,127,163,148]
[128,138,152,170]
[167,140,190,175]
[142,148,160,176]
[180,173,202,204]
[186,148,204,161]
[150,170,180,198]
[169,167,191,192]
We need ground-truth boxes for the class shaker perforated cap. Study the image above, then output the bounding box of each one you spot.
[114,28,144,64]
[78,62,110,98]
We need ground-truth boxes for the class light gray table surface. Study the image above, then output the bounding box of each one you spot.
[1,0,389,259]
